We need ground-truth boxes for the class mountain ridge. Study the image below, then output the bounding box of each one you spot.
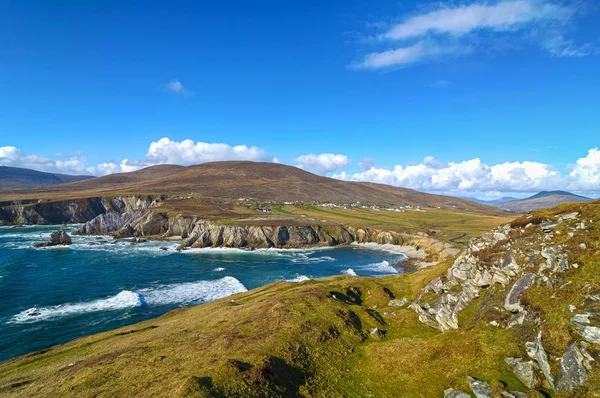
[0,166,94,189]
[0,161,503,215]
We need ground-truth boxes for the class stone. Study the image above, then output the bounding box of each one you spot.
[388,298,410,307]
[444,388,471,398]
[500,392,528,398]
[467,376,492,398]
[579,243,587,250]
[570,313,600,344]
[560,212,579,221]
[541,221,560,233]
[528,331,555,390]
[492,267,511,286]
[504,274,536,313]
[580,342,595,371]
[370,328,386,338]
[507,311,527,328]
[580,326,600,345]
[505,357,540,389]
[568,305,576,312]
[556,343,588,391]
[34,230,72,248]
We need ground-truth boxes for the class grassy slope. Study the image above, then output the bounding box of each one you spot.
[5,202,599,397]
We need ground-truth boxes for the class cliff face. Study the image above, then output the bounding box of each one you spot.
[75,206,435,250]
[0,195,453,257]
[0,196,163,226]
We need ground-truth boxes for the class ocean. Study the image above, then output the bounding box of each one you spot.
[0,224,406,362]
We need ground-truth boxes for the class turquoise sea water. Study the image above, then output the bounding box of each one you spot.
[0,225,406,362]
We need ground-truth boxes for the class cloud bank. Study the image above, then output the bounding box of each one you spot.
[354,0,591,69]
[333,149,600,195]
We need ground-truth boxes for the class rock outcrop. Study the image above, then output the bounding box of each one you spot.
[504,357,540,389]
[34,230,72,248]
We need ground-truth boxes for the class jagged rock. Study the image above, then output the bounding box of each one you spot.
[444,388,471,398]
[541,221,559,233]
[556,342,588,391]
[370,328,386,338]
[505,357,540,389]
[507,311,527,328]
[388,298,410,307]
[580,327,600,345]
[34,230,72,248]
[560,212,579,221]
[570,313,600,345]
[526,331,555,390]
[504,274,536,313]
[580,342,595,371]
[568,305,577,312]
[467,376,492,398]
[473,269,493,287]
[408,303,440,330]
[492,267,511,285]
[500,392,527,398]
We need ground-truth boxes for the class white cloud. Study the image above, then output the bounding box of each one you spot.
[334,152,600,194]
[543,35,594,57]
[0,145,88,175]
[354,0,590,69]
[383,0,568,40]
[568,148,600,190]
[295,153,351,175]
[161,80,194,96]
[145,137,268,165]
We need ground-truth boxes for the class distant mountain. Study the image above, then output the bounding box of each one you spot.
[493,190,593,211]
[462,196,520,205]
[0,161,503,215]
[0,166,95,189]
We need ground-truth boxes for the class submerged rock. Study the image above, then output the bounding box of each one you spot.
[34,230,72,248]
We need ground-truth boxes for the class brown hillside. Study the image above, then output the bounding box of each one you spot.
[0,161,502,214]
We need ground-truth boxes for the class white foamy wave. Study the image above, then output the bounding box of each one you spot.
[291,255,335,264]
[9,277,247,324]
[342,268,357,276]
[139,276,247,306]
[10,290,144,324]
[213,267,225,272]
[285,275,311,283]
[360,260,399,274]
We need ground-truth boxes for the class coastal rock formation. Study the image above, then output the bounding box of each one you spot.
[0,196,163,226]
[34,230,72,248]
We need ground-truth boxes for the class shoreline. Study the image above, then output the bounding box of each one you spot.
[9,223,445,270]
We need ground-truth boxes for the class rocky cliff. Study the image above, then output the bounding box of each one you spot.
[0,195,454,258]
[0,195,164,225]
[410,205,600,394]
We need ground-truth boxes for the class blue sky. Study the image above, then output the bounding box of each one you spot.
[1,0,599,197]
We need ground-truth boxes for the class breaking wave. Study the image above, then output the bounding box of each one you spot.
[9,276,247,324]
